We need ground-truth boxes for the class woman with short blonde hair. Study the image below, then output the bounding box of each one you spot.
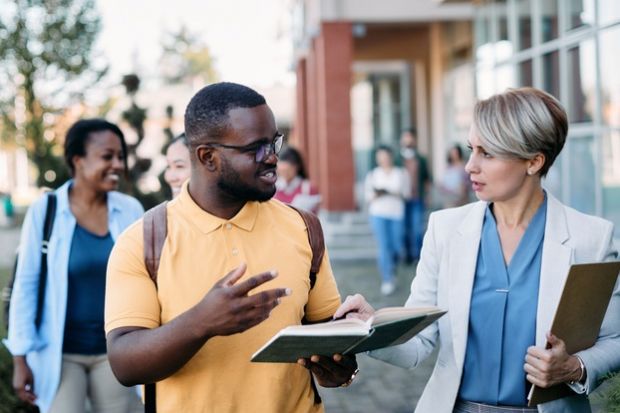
[335,87,619,413]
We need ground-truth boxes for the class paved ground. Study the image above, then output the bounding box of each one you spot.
[0,225,19,268]
[321,259,435,413]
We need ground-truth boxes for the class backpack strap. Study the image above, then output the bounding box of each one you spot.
[143,202,168,285]
[35,193,56,330]
[142,201,168,413]
[287,205,324,289]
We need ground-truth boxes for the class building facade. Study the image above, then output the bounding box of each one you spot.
[291,0,475,211]
[474,0,620,233]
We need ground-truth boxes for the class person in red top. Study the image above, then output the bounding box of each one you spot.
[274,146,321,213]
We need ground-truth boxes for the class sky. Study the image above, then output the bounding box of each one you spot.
[95,0,295,90]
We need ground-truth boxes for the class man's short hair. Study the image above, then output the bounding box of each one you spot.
[184,82,266,146]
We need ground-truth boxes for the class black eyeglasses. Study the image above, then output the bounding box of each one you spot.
[203,133,284,163]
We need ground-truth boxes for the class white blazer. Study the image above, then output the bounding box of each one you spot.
[371,193,619,413]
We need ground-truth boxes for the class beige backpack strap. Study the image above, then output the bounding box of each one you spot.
[143,201,168,285]
[288,205,325,289]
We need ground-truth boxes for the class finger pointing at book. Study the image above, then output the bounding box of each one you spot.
[333,294,375,321]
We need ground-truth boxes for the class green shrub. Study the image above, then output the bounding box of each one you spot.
[0,267,38,413]
[595,373,620,413]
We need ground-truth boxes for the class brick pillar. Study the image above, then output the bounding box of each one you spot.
[294,58,309,156]
[313,21,355,211]
[306,39,321,187]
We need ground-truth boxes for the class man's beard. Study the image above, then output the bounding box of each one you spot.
[217,157,275,202]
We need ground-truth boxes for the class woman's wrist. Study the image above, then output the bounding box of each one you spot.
[568,355,586,384]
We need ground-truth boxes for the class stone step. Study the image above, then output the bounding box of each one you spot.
[327,247,377,261]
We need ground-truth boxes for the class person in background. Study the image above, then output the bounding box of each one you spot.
[274,146,321,213]
[104,82,357,413]
[5,119,144,413]
[164,133,191,198]
[400,128,431,264]
[364,145,410,296]
[334,87,620,413]
[438,144,470,208]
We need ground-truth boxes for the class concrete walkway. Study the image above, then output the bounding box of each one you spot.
[0,226,19,268]
[320,259,434,413]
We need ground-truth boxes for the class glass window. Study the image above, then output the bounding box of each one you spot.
[566,135,596,215]
[599,0,620,27]
[475,7,491,51]
[542,51,560,99]
[602,131,620,233]
[496,64,516,93]
[516,0,532,50]
[540,0,559,43]
[518,59,533,87]
[566,0,595,31]
[566,39,596,123]
[494,0,514,61]
[496,0,509,42]
[600,26,620,127]
[476,64,495,99]
[544,146,563,200]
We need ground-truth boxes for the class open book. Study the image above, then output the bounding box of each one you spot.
[528,261,620,406]
[251,306,446,363]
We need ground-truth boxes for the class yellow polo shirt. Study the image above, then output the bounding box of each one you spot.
[105,185,341,413]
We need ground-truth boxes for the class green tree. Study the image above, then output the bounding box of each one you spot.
[160,25,218,85]
[0,0,106,188]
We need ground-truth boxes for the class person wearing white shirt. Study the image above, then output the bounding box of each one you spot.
[364,145,411,295]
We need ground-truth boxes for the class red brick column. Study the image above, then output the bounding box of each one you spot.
[294,58,309,156]
[313,21,355,211]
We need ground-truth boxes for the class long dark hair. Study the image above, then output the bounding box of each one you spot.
[278,146,307,179]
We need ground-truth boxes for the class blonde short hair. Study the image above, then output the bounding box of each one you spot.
[473,87,568,176]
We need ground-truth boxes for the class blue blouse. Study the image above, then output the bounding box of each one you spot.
[459,196,547,406]
[63,224,114,355]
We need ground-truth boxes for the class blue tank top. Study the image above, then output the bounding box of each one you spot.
[63,224,114,354]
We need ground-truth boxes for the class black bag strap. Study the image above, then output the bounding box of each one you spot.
[143,201,168,285]
[35,193,56,330]
[142,201,167,413]
[144,382,156,413]
[141,202,326,411]
[287,205,325,290]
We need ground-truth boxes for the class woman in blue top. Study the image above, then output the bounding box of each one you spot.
[5,119,144,413]
[334,88,619,413]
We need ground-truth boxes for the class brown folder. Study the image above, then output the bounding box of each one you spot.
[528,261,620,406]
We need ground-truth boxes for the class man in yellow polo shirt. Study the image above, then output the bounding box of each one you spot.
[104,82,358,413]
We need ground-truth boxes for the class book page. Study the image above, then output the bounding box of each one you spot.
[372,306,443,326]
[276,317,371,337]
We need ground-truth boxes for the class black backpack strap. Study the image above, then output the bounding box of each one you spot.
[145,383,156,413]
[287,205,325,290]
[288,205,326,405]
[143,202,168,285]
[142,201,168,413]
[35,193,56,330]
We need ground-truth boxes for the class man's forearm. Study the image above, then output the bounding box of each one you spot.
[107,305,211,385]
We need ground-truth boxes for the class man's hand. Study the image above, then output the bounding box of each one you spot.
[107,262,291,386]
[297,354,358,388]
[197,263,292,339]
[13,356,36,405]
[524,332,583,388]
[333,294,375,321]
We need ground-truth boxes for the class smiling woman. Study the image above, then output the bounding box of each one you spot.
[5,119,144,413]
